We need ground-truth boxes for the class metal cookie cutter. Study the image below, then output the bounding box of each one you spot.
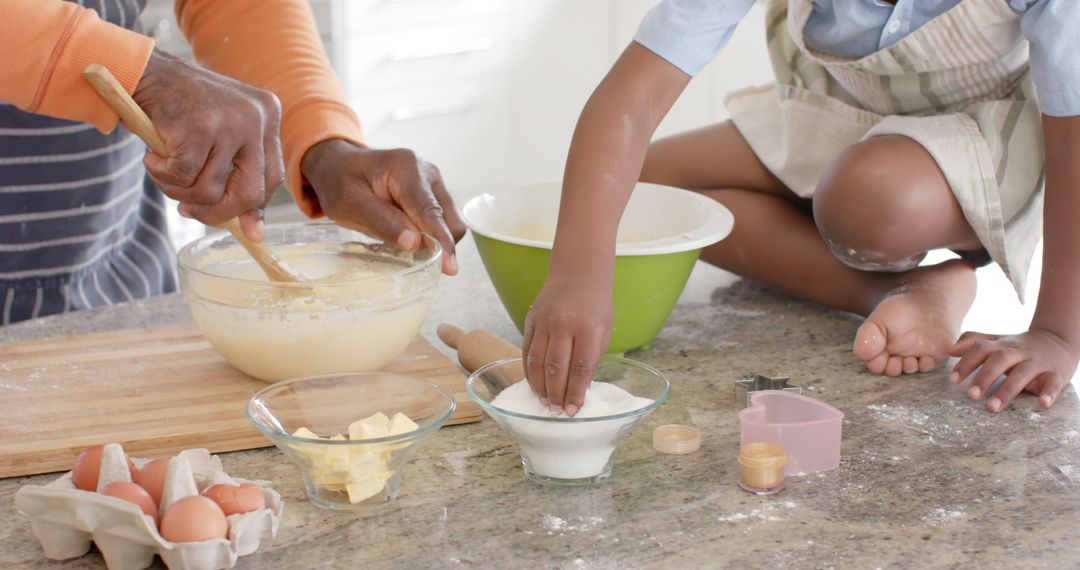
[735,374,801,409]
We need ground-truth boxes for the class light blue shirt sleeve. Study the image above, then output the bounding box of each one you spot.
[1009,0,1080,117]
[633,0,759,77]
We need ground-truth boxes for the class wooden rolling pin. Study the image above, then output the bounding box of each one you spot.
[436,323,521,372]
[437,324,525,391]
[83,63,304,283]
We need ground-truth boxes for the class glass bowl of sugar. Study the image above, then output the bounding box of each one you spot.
[467,356,670,486]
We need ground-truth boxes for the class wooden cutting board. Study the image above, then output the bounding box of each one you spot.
[0,324,482,479]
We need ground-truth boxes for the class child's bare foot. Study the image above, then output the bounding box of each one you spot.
[853,260,977,377]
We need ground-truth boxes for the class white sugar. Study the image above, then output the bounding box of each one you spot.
[490,381,653,479]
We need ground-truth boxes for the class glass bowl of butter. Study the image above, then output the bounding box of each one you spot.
[177,221,441,382]
[246,372,455,510]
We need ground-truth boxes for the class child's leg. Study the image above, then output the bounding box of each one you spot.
[643,122,901,316]
[641,122,978,376]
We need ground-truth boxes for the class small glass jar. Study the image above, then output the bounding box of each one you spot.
[737,442,788,494]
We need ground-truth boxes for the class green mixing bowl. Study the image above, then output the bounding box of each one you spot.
[461,182,734,354]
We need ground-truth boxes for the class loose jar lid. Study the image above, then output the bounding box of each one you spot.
[653,424,701,455]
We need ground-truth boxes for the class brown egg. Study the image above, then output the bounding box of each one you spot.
[134,457,171,506]
[159,496,229,543]
[202,483,266,516]
[71,445,138,492]
[101,481,159,522]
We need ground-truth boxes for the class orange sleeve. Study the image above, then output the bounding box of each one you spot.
[0,0,153,132]
[175,0,365,217]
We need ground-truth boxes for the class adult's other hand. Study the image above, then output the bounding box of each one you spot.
[301,139,466,275]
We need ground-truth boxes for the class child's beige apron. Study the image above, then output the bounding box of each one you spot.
[727,0,1043,299]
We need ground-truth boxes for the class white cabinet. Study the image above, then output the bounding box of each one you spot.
[332,0,772,204]
[335,0,514,195]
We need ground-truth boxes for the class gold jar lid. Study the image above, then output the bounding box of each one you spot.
[653,424,701,455]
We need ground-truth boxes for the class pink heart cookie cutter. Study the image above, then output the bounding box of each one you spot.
[739,391,844,475]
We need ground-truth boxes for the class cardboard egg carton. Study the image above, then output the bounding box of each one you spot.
[14,444,283,570]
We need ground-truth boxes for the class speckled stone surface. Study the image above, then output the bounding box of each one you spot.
[3,237,1079,569]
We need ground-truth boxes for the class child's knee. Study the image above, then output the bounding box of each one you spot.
[813,145,927,272]
[822,237,926,272]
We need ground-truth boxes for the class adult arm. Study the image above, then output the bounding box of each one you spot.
[0,0,280,237]
[176,0,466,273]
[0,0,153,131]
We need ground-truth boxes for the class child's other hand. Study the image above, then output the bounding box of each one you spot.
[522,274,613,417]
[948,328,1077,412]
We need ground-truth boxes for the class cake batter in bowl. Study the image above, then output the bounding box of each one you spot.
[178,222,441,382]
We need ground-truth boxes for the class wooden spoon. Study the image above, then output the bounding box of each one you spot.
[83,63,305,283]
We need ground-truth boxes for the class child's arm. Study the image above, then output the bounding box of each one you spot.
[947,0,1080,412]
[949,114,1080,411]
[522,43,691,415]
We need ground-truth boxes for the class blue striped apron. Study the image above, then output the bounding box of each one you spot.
[0,0,177,325]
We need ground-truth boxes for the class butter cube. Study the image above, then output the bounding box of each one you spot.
[309,468,349,491]
[324,434,350,472]
[349,413,391,441]
[293,427,321,438]
[344,449,392,503]
[384,413,420,452]
[289,427,326,463]
[388,413,419,435]
[346,470,391,503]
[294,413,410,503]
[348,448,383,470]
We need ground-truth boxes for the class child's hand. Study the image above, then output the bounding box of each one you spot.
[948,328,1077,412]
[522,274,613,417]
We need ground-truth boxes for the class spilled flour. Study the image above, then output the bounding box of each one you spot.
[717,501,798,524]
[868,400,1080,451]
[541,515,605,535]
[866,402,972,445]
[922,508,966,526]
[1053,430,1079,445]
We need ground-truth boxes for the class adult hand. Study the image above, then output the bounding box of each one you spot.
[301,139,466,275]
[521,271,613,416]
[948,328,1077,412]
[133,49,284,240]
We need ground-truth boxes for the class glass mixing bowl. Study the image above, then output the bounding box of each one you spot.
[467,357,670,486]
[246,373,455,510]
[177,222,440,382]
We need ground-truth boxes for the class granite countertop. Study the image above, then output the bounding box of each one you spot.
[2,237,1079,569]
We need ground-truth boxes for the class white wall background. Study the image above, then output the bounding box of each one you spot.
[334,0,774,203]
